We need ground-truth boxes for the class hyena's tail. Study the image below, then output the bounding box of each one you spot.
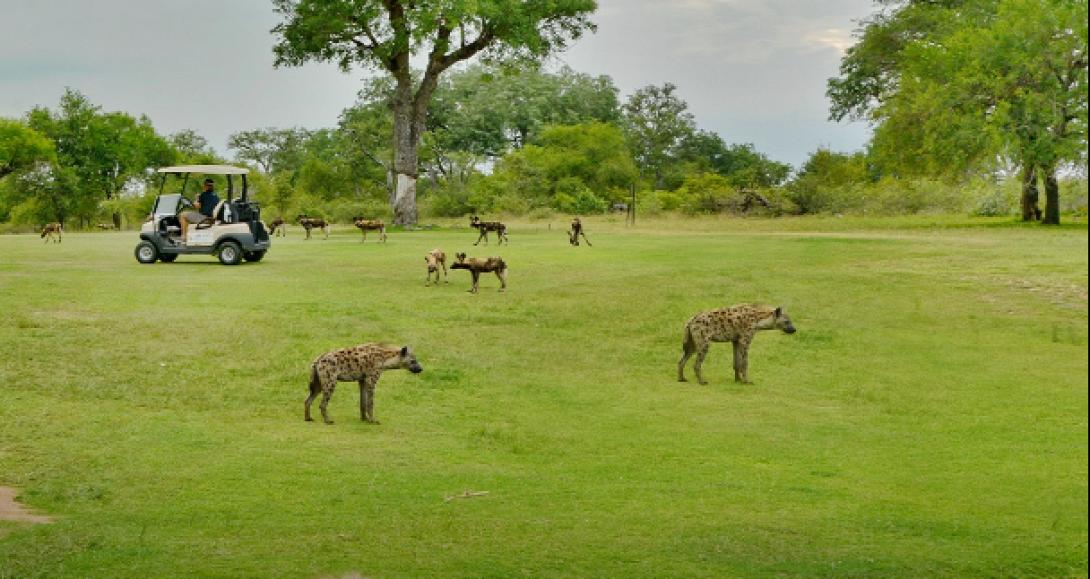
[309,363,321,395]
[682,323,696,354]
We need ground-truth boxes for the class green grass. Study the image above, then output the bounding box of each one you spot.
[1,216,1086,577]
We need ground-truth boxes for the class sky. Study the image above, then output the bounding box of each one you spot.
[0,0,877,168]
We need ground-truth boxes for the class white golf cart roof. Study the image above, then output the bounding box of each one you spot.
[157,165,249,175]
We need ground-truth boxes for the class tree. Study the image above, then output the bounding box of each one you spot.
[486,122,637,210]
[27,89,173,227]
[227,128,311,175]
[622,83,696,189]
[169,129,222,164]
[429,63,620,157]
[0,119,55,180]
[270,0,598,225]
[678,131,791,189]
[828,0,1088,224]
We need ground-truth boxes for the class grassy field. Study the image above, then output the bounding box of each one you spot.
[0,216,1086,577]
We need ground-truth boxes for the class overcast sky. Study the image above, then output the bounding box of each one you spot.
[0,0,876,167]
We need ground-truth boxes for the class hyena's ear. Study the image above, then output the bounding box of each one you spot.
[775,307,782,317]
[400,346,409,356]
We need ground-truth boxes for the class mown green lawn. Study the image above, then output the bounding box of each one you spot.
[1,216,1086,577]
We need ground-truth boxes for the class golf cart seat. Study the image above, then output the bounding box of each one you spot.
[194,201,229,229]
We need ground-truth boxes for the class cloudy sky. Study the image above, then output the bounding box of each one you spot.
[0,0,876,167]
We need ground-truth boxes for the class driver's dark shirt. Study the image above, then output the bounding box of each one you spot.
[198,190,220,218]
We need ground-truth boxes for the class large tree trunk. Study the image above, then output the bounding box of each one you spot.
[1042,164,1060,225]
[1020,164,1041,221]
[391,80,419,225]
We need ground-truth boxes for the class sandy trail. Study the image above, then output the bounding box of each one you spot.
[0,487,53,524]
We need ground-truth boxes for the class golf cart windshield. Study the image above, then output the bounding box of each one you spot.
[152,194,189,216]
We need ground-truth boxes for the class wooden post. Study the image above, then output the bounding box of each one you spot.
[629,184,636,225]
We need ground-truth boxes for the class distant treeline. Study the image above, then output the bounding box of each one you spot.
[2,11,1087,230]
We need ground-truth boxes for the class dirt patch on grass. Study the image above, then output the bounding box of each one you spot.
[0,487,53,524]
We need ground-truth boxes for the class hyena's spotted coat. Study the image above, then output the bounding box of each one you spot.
[678,304,796,385]
[306,343,423,424]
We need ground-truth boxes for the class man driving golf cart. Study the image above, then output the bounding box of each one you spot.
[135,165,270,265]
[178,178,221,243]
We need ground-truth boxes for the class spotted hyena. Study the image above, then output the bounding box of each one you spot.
[470,216,508,246]
[40,223,63,243]
[352,217,387,243]
[297,215,330,240]
[678,304,796,385]
[451,253,507,293]
[425,248,448,286]
[306,343,423,424]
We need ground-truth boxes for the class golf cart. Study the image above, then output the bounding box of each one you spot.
[135,165,270,265]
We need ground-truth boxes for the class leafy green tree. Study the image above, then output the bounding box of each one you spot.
[678,131,791,189]
[787,148,871,214]
[168,129,222,164]
[829,0,1088,224]
[429,63,620,157]
[622,83,696,189]
[227,128,311,176]
[488,122,636,210]
[270,0,598,225]
[0,119,55,180]
[27,89,173,227]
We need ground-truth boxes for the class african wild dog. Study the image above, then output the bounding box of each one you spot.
[297,215,330,240]
[678,304,796,385]
[352,217,387,243]
[96,223,114,230]
[568,218,592,246]
[451,252,507,293]
[425,248,448,286]
[470,215,508,246]
[306,343,423,424]
[268,218,286,237]
[40,223,63,243]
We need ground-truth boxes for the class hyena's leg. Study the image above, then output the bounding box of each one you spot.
[732,341,743,382]
[323,225,330,240]
[496,269,507,292]
[380,227,387,243]
[363,375,379,424]
[693,342,711,385]
[364,381,372,420]
[469,271,480,293]
[442,261,448,283]
[736,338,753,384]
[678,330,696,382]
[304,226,312,240]
[305,366,322,422]
[319,380,337,424]
[581,232,591,246]
[473,229,485,246]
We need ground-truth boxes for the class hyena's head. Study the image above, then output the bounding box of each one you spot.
[390,346,423,374]
[455,252,468,263]
[772,307,796,334]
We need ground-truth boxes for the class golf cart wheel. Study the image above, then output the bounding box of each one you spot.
[135,241,158,264]
[218,241,242,265]
[244,250,266,262]
[159,253,177,263]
